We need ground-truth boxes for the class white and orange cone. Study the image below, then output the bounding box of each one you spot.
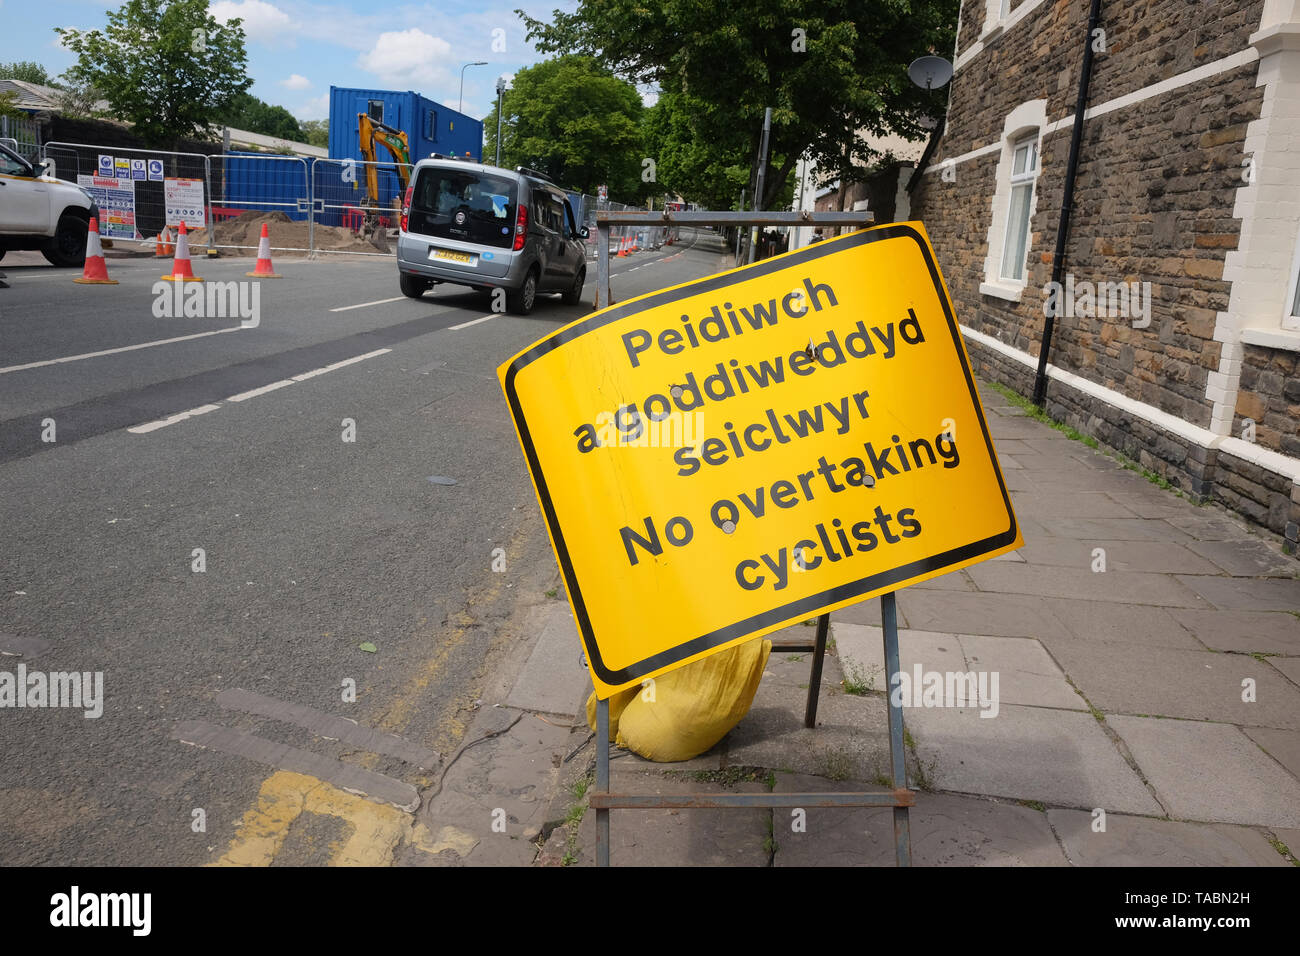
[160,220,203,282]
[245,222,281,278]
[73,218,119,285]
[154,227,174,258]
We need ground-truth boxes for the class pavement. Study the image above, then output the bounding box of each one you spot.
[516,380,1300,867]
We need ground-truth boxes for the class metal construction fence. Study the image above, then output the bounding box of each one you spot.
[0,115,41,160]
[36,141,669,259]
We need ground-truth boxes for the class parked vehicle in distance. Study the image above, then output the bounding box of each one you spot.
[395,157,587,315]
[0,142,99,267]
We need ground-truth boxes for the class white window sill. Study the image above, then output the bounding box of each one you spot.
[981,23,1005,42]
[980,279,1026,302]
[1241,326,1300,352]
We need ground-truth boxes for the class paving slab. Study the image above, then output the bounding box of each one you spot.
[724,681,899,784]
[893,589,1072,640]
[1268,656,1300,687]
[773,774,1068,867]
[575,767,770,866]
[1173,575,1300,612]
[1166,510,1262,542]
[1010,493,1143,520]
[1046,809,1288,866]
[904,703,1161,814]
[1240,726,1300,782]
[1108,716,1300,827]
[833,623,1084,711]
[1037,637,1300,729]
[1184,537,1298,577]
[966,562,1208,607]
[505,603,589,717]
[1034,516,1198,543]
[1010,538,1221,574]
[1164,608,1300,655]
[1039,598,1205,649]
[1102,492,1194,520]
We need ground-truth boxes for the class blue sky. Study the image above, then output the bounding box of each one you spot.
[2,0,574,121]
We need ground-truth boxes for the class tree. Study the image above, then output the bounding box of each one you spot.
[300,119,328,148]
[56,0,252,146]
[220,92,303,140]
[519,0,957,210]
[0,61,60,87]
[483,56,645,198]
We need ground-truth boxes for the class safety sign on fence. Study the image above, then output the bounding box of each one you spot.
[77,174,137,240]
[499,221,1021,697]
[164,177,206,228]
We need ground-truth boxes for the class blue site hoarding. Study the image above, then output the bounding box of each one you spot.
[328,86,484,164]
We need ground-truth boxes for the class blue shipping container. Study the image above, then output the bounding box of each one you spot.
[328,86,484,165]
[222,151,311,221]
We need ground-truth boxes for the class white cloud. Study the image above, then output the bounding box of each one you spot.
[357,28,452,90]
[294,94,329,121]
[210,0,293,44]
[281,73,312,90]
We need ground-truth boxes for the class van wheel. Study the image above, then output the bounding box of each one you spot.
[399,273,429,298]
[507,268,538,315]
[43,212,89,268]
[561,267,585,305]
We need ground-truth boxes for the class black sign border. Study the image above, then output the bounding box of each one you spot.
[502,224,1018,689]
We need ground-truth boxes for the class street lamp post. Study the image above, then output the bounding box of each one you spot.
[494,76,507,167]
[459,61,488,113]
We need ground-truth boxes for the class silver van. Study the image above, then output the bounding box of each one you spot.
[396,158,588,315]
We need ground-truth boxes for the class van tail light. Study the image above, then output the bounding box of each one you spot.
[400,185,413,232]
[513,202,528,251]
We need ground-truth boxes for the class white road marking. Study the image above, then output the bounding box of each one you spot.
[289,348,391,381]
[329,296,407,312]
[129,348,392,433]
[128,403,222,434]
[448,313,498,331]
[0,326,242,375]
[225,379,295,403]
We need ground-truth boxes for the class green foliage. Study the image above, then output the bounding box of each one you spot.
[220,92,303,141]
[0,91,24,121]
[300,118,328,148]
[484,55,645,197]
[0,61,60,87]
[520,0,958,210]
[56,0,252,145]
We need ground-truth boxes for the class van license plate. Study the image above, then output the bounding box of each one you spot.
[431,248,475,265]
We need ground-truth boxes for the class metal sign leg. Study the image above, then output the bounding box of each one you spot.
[881,591,912,866]
[803,613,830,728]
[595,223,611,312]
[595,696,611,866]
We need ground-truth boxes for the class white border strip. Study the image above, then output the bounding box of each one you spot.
[960,324,1300,484]
[0,327,242,375]
[929,49,1261,176]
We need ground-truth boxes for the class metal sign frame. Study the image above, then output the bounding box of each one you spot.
[585,208,914,867]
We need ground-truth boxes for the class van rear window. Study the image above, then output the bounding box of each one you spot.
[409,167,517,249]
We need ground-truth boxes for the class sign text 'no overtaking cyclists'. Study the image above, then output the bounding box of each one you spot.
[499,222,1021,698]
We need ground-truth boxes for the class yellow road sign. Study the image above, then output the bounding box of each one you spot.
[500,222,1021,698]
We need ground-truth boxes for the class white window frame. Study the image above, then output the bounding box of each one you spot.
[980,99,1047,302]
[999,136,1039,282]
[1285,218,1300,330]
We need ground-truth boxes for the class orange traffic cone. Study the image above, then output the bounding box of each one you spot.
[161,221,203,282]
[246,223,282,278]
[154,227,174,258]
[73,218,119,285]
[616,234,628,257]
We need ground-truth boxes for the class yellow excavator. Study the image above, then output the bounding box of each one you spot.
[357,113,412,251]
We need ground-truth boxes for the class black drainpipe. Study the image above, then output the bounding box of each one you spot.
[1033,0,1103,407]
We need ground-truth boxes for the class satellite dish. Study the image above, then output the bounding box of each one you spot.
[908,56,953,91]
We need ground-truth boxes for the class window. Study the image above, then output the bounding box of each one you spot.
[367,100,384,123]
[1000,0,1011,17]
[999,136,1038,282]
[424,109,438,141]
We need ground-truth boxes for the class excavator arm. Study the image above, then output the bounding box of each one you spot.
[357,113,412,249]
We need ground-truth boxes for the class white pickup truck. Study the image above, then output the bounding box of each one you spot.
[0,141,99,267]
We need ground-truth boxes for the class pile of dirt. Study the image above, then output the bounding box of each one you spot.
[187,210,388,255]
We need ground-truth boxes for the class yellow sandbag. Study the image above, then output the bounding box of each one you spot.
[614,638,772,762]
[586,685,639,741]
